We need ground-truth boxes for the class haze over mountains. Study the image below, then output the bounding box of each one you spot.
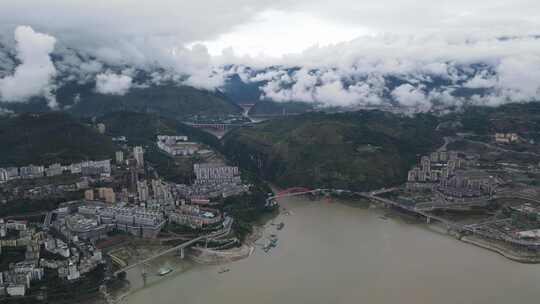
[0,1,540,115]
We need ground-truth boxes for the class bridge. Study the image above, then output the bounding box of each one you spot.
[266,187,329,202]
[113,217,235,275]
[269,186,466,230]
[359,189,540,248]
[185,123,252,130]
[113,234,208,275]
[358,191,465,230]
[269,185,540,249]
[414,199,490,211]
[187,123,229,130]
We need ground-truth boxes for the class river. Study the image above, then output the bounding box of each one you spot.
[124,196,540,304]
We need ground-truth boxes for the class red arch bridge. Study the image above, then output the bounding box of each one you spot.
[266,187,329,203]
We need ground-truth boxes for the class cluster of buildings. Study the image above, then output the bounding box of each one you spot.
[58,203,166,239]
[174,163,247,201]
[157,135,200,156]
[1,260,44,297]
[169,204,222,229]
[194,163,240,184]
[112,136,127,143]
[85,187,116,204]
[407,151,461,183]
[42,235,103,281]
[494,133,520,144]
[0,132,253,298]
[439,170,496,197]
[9,179,89,202]
[407,151,496,197]
[0,219,104,297]
[0,159,111,183]
[136,179,174,206]
[0,128,255,299]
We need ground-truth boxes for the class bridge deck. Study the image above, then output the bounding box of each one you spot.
[113,235,207,275]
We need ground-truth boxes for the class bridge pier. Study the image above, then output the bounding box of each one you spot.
[141,265,147,286]
[177,247,185,259]
[426,216,431,224]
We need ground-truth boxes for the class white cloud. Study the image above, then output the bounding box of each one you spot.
[0,2,539,111]
[0,26,57,104]
[464,71,497,89]
[495,55,540,99]
[0,107,13,115]
[315,81,378,107]
[229,34,540,111]
[95,72,133,95]
[183,71,225,91]
[391,84,429,109]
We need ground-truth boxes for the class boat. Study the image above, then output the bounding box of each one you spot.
[277,222,285,230]
[158,267,173,276]
[218,268,230,274]
[263,240,271,252]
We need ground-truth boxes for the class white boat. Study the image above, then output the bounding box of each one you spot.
[158,267,173,276]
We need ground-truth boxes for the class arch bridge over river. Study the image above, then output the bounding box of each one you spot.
[268,186,540,250]
[115,185,540,277]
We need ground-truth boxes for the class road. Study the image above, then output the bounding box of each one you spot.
[464,138,540,158]
[437,136,455,151]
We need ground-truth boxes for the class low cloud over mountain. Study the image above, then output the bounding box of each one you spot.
[0,26,57,108]
[95,72,133,96]
[227,34,540,112]
[0,0,539,112]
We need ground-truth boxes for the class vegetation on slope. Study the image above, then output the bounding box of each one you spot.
[221,172,275,241]
[0,112,116,167]
[99,111,222,183]
[223,110,442,191]
[99,111,221,148]
[248,100,314,116]
[446,103,540,137]
[67,83,242,119]
[1,82,242,120]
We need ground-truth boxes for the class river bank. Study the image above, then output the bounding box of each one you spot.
[123,195,540,304]
[461,236,540,263]
[376,205,540,264]
[110,193,540,304]
[107,218,269,303]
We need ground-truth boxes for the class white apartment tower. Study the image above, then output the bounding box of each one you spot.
[115,151,124,164]
[137,180,149,202]
[133,146,144,167]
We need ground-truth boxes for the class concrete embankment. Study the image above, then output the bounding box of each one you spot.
[461,236,540,264]
[379,206,540,264]
[189,245,254,265]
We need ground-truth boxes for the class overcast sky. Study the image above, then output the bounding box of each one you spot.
[1,0,538,58]
[0,0,539,110]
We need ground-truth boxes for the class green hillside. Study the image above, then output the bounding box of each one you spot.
[248,100,314,116]
[223,111,442,191]
[67,84,242,119]
[456,103,540,137]
[99,111,222,183]
[99,111,221,148]
[1,82,243,120]
[0,113,116,167]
